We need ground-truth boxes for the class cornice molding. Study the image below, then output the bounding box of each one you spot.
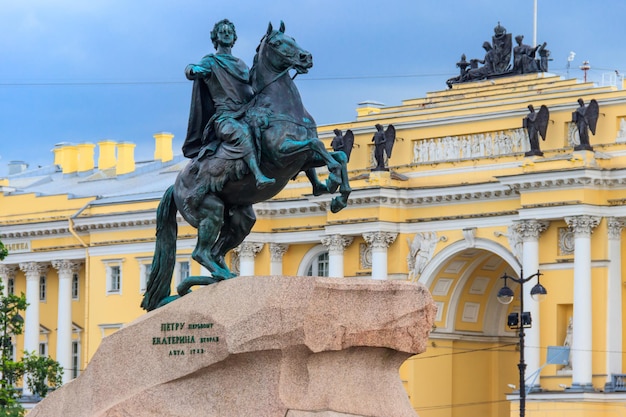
[1,226,69,239]
[498,168,626,192]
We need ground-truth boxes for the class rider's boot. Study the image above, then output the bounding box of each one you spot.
[247,156,275,190]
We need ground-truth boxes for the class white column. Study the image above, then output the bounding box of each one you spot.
[0,264,17,297]
[0,264,17,383]
[516,220,549,388]
[269,243,288,276]
[565,215,600,390]
[363,232,397,280]
[321,235,353,278]
[236,242,264,276]
[606,217,624,386]
[52,260,81,384]
[19,262,48,395]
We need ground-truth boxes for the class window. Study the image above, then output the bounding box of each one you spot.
[306,252,329,277]
[136,257,155,293]
[39,275,46,301]
[298,245,330,277]
[140,263,152,293]
[72,341,80,379]
[104,261,123,295]
[7,278,14,295]
[176,261,190,285]
[39,342,48,357]
[110,266,121,292]
[72,273,79,300]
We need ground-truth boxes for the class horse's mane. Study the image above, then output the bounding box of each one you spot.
[249,33,270,87]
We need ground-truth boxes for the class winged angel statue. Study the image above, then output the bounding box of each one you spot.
[407,232,439,282]
[572,98,599,151]
[372,124,395,171]
[331,129,355,162]
[523,104,549,156]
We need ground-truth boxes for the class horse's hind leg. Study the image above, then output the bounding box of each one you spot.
[178,195,232,296]
[211,205,256,270]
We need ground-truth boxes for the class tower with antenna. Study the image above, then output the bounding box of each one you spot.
[580,60,591,82]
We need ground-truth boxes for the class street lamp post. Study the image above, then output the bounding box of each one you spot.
[497,269,547,417]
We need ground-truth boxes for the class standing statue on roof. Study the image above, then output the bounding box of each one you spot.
[182,18,275,190]
[331,129,355,162]
[523,104,550,156]
[537,42,551,72]
[371,124,395,171]
[572,98,599,151]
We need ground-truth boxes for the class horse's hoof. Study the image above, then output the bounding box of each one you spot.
[157,294,182,308]
[326,178,340,194]
[330,196,347,213]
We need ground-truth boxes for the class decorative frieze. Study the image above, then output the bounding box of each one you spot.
[412,128,528,163]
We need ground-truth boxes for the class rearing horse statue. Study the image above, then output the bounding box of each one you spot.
[141,22,351,311]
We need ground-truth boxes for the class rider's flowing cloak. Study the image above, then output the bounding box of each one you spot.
[182,54,253,159]
[183,78,214,159]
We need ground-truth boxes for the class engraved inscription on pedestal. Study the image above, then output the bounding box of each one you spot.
[153,321,220,357]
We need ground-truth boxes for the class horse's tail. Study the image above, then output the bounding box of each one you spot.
[141,185,178,311]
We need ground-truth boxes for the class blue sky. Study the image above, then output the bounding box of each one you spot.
[1,0,625,176]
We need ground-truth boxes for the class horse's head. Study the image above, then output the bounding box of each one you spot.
[257,21,312,75]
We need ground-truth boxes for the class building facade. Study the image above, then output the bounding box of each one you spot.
[2,74,626,415]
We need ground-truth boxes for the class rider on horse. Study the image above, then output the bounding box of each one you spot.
[182,19,275,190]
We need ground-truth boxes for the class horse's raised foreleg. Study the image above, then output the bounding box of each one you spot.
[279,138,342,192]
[329,151,352,213]
[279,138,341,171]
[177,195,232,296]
[304,168,329,196]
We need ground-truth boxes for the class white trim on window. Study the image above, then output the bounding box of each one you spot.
[298,244,330,277]
[102,259,124,295]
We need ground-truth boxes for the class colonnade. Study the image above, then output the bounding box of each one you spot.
[518,216,623,391]
[238,232,398,280]
[0,260,82,392]
[0,216,623,393]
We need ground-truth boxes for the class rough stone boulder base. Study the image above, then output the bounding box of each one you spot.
[29,276,437,417]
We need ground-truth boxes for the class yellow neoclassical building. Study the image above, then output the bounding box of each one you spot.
[3,73,626,416]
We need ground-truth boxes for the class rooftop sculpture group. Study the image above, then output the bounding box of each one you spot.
[141,20,352,311]
[447,22,550,88]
